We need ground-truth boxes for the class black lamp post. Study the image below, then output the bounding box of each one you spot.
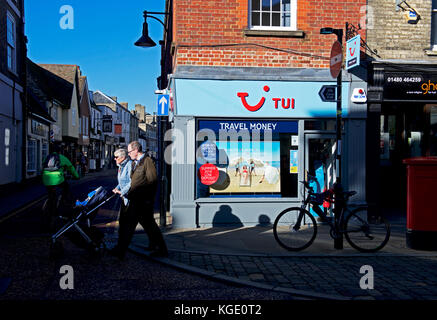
[320,26,344,250]
[135,10,169,228]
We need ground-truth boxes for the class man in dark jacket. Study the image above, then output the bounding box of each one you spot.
[110,141,168,259]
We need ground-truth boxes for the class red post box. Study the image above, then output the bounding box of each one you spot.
[403,157,437,250]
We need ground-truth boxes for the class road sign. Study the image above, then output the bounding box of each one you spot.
[330,41,343,79]
[318,85,337,102]
[157,94,169,116]
[346,35,360,70]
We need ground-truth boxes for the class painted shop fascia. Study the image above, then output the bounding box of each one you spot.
[168,66,368,229]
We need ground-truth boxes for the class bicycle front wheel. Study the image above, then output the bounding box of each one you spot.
[273,207,317,251]
[344,207,391,253]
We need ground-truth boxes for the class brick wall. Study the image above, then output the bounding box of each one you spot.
[367,0,437,60]
[172,0,366,69]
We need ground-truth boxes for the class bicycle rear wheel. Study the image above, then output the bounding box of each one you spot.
[273,207,317,251]
[344,207,391,252]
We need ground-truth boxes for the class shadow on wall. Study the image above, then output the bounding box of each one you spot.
[256,214,272,227]
[212,205,243,228]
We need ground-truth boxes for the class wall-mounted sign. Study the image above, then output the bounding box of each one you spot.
[175,79,350,118]
[319,85,336,102]
[102,119,112,132]
[351,88,367,103]
[383,72,437,100]
[114,124,122,134]
[198,120,298,134]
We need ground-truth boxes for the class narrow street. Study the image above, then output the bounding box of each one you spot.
[0,172,298,304]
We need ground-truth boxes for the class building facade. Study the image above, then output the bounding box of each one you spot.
[38,64,81,166]
[0,0,26,186]
[366,0,437,212]
[163,0,368,228]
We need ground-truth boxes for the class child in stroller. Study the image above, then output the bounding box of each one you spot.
[50,186,115,259]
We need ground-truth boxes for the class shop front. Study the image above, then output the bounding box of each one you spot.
[368,62,437,211]
[169,67,367,228]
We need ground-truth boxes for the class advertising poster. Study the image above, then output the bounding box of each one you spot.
[290,150,298,174]
[210,141,281,193]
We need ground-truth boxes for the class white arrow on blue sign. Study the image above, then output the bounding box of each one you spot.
[157,94,169,116]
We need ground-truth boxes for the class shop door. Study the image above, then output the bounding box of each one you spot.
[305,134,336,217]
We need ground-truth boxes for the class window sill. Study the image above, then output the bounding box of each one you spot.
[425,49,437,56]
[244,29,305,38]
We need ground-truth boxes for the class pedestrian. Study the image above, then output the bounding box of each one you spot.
[109,141,168,260]
[42,144,80,230]
[112,148,132,209]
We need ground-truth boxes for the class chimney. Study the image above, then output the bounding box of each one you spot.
[111,96,117,102]
[120,102,128,109]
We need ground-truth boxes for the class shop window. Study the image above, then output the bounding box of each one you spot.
[304,120,336,131]
[249,0,297,30]
[195,119,299,199]
[27,139,37,173]
[42,142,48,165]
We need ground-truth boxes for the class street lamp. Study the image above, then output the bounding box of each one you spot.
[135,10,169,228]
[320,26,344,250]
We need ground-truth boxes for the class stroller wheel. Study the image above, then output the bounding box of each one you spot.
[49,241,64,260]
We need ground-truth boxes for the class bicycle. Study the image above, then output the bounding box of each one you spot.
[273,178,391,253]
[42,180,74,232]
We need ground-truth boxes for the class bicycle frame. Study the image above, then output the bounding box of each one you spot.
[295,185,347,237]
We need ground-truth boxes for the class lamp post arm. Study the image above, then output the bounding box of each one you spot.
[143,11,169,30]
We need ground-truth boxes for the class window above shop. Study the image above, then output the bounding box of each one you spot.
[245,0,304,37]
[249,0,296,30]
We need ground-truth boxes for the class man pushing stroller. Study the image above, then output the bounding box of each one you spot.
[109,141,168,260]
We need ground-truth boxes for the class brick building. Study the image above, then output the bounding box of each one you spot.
[158,0,370,228]
[366,0,437,215]
[0,0,26,186]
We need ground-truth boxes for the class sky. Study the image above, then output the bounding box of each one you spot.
[24,0,167,115]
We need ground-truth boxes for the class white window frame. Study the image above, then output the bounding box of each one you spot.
[249,0,297,31]
[6,12,17,73]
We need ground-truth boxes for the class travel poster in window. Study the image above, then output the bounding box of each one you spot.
[211,141,281,193]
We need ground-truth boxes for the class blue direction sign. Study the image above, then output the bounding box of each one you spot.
[157,94,169,116]
[318,85,337,102]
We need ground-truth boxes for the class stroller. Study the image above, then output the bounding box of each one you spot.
[49,186,115,259]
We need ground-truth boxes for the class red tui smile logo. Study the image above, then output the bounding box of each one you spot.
[237,86,270,112]
[237,85,295,112]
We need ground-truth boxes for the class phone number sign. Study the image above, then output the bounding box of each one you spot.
[383,72,437,100]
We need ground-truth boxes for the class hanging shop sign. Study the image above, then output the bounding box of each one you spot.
[383,72,437,101]
[346,35,360,70]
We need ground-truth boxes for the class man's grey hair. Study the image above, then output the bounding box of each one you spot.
[114,148,127,158]
[128,141,142,152]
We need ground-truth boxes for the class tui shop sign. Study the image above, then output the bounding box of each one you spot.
[383,72,437,100]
